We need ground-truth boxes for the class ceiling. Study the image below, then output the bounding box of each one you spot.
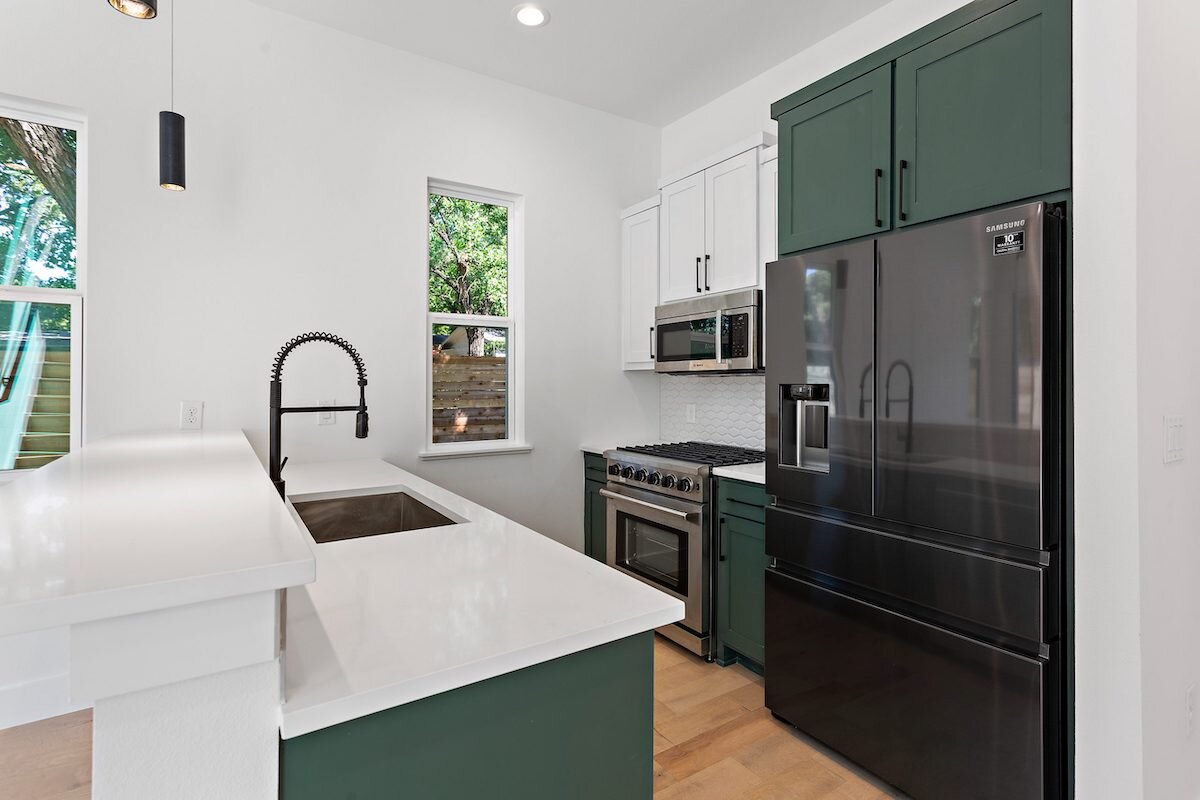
[250,0,893,126]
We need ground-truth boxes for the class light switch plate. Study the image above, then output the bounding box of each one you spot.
[1164,415,1185,463]
[318,399,336,426]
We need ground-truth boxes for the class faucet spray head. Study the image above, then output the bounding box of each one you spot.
[356,409,369,439]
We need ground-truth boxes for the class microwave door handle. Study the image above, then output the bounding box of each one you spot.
[716,310,724,363]
[599,489,696,521]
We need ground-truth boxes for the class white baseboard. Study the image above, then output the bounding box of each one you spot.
[0,673,89,730]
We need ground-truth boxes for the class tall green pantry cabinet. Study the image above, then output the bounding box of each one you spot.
[773,0,1071,255]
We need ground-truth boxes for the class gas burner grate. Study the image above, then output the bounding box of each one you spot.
[616,441,765,467]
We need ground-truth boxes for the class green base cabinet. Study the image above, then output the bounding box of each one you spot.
[715,479,769,669]
[894,0,1070,226]
[777,63,892,255]
[280,633,654,800]
[583,453,608,561]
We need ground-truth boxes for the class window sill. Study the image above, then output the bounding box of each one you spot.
[418,443,534,461]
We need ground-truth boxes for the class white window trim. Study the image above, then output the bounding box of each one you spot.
[421,179,528,459]
[0,96,86,476]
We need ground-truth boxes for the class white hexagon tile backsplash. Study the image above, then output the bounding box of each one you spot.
[660,375,765,450]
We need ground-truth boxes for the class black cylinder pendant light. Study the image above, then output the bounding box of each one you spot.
[159,111,185,191]
[108,0,157,19]
[159,0,185,191]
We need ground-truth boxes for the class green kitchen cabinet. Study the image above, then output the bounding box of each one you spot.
[583,453,608,561]
[777,63,892,255]
[281,633,654,800]
[893,0,1070,226]
[716,478,769,669]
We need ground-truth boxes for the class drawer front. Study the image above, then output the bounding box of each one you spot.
[766,506,1050,647]
[717,479,768,523]
[584,453,608,483]
[765,570,1056,800]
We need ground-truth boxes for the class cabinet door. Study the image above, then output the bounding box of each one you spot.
[894,0,1069,227]
[621,207,659,369]
[585,479,608,561]
[659,173,706,303]
[703,150,759,294]
[777,64,892,255]
[718,514,767,665]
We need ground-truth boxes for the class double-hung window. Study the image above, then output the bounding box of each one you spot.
[0,100,84,476]
[424,180,527,458]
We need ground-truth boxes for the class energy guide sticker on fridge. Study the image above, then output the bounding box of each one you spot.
[993,230,1025,255]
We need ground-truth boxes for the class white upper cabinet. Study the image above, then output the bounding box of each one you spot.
[621,203,659,370]
[703,149,759,295]
[659,145,767,303]
[658,173,706,303]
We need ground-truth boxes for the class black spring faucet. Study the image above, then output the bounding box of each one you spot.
[269,332,368,499]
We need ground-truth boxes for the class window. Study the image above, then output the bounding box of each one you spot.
[424,181,526,457]
[0,102,84,475]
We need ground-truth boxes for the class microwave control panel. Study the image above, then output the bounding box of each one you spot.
[727,313,750,359]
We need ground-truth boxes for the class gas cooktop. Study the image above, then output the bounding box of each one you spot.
[614,441,764,468]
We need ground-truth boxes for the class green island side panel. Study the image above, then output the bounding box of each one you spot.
[280,632,654,800]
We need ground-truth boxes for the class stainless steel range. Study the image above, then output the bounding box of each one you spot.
[602,442,764,657]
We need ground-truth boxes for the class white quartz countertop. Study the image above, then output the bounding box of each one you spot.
[0,431,315,637]
[713,461,766,484]
[279,458,683,739]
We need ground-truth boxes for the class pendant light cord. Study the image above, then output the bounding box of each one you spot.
[170,0,175,112]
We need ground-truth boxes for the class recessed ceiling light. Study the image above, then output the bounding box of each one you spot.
[513,3,550,27]
[108,0,157,19]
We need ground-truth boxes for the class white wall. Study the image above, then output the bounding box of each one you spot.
[1136,2,1200,797]
[1,0,660,545]
[0,0,660,726]
[1072,0,1145,795]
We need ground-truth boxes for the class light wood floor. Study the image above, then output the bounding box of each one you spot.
[653,635,904,800]
[1,640,900,800]
[0,708,91,800]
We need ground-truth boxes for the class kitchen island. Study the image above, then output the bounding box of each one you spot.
[278,459,683,799]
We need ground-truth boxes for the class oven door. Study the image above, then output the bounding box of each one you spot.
[601,484,707,636]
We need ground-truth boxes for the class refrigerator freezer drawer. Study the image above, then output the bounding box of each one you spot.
[766,506,1052,647]
[765,570,1058,800]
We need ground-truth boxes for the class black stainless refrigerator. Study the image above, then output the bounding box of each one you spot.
[764,201,1066,800]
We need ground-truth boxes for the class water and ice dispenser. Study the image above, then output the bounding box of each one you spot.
[779,384,830,473]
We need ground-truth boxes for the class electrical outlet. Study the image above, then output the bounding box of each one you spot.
[179,401,203,430]
[1164,415,1186,463]
[1187,684,1196,738]
[318,399,336,426]
[686,404,697,424]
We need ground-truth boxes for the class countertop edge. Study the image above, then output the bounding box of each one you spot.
[713,462,766,485]
[279,604,681,739]
[0,556,315,638]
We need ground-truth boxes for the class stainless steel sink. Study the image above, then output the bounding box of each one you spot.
[293,492,456,543]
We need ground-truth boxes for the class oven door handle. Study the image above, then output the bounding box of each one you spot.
[599,489,697,521]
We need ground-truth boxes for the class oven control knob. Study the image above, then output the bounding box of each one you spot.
[661,475,677,489]
[677,477,694,493]
[633,469,648,482]
[621,466,634,479]
[647,472,663,486]
[608,464,620,476]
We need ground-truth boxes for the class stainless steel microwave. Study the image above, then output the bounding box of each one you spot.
[654,289,763,374]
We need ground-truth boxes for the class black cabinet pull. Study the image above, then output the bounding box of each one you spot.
[704,254,711,291]
[649,326,655,359]
[874,168,883,228]
[719,517,727,561]
[696,256,701,293]
[899,159,909,222]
